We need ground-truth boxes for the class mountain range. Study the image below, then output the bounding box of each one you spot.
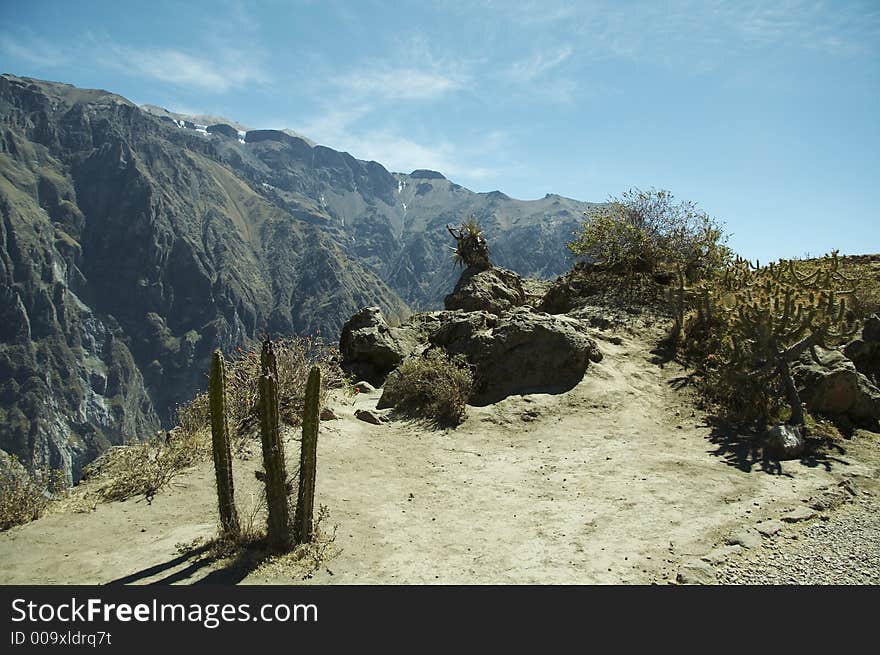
[0,73,598,482]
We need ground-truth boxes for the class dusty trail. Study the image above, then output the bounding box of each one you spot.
[0,331,875,584]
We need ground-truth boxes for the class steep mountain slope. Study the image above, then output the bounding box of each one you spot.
[0,74,407,481]
[0,73,599,482]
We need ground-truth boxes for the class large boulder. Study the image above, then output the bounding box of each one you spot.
[338,307,415,386]
[444,266,526,315]
[430,307,602,404]
[792,346,880,428]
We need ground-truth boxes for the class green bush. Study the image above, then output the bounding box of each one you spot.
[382,350,473,426]
[568,188,730,281]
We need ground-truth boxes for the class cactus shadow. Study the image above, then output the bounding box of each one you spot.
[704,418,789,475]
[104,538,270,585]
[705,417,846,475]
[104,542,214,585]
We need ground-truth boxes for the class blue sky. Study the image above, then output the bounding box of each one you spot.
[1,0,878,261]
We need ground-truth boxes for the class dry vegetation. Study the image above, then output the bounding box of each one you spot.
[381,349,474,426]
[0,465,66,531]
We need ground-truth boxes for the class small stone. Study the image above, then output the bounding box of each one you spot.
[755,519,784,537]
[320,408,339,421]
[781,507,816,523]
[726,529,762,549]
[355,408,387,425]
[676,560,717,585]
[764,424,804,460]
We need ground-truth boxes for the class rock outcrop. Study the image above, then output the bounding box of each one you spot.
[338,307,417,386]
[793,346,880,429]
[843,314,880,386]
[344,263,603,406]
[206,123,239,139]
[430,307,601,404]
[443,266,526,315]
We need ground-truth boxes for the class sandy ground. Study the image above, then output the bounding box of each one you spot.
[1,331,877,585]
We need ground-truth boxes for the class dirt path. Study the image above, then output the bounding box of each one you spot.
[0,332,876,584]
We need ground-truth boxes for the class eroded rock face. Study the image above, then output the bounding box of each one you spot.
[793,346,880,429]
[431,307,602,404]
[0,74,408,482]
[443,266,526,315]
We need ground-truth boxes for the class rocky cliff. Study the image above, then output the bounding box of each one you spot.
[0,75,407,481]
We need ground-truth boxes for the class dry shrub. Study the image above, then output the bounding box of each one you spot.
[382,350,473,426]
[175,392,210,437]
[183,335,344,442]
[84,431,206,503]
[0,464,66,531]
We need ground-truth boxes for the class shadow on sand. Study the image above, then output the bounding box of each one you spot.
[105,539,273,585]
[703,416,850,475]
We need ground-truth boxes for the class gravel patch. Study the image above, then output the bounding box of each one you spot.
[717,494,880,585]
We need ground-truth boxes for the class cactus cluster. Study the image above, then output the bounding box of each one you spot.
[696,251,858,425]
[207,338,323,552]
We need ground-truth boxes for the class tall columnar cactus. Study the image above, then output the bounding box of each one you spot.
[258,339,293,552]
[209,350,240,538]
[294,365,321,544]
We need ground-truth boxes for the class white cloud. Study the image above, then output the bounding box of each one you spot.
[102,44,269,92]
[0,33,67,68]
[332,33,472,103]
[337,68,464,101]
[292,107,499,181]
[506,44,574,81]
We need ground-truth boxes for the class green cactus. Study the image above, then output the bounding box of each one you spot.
[293,365,321,544]
[705,251,857,425]
[258,339,293,552]
[209,350,240,538]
